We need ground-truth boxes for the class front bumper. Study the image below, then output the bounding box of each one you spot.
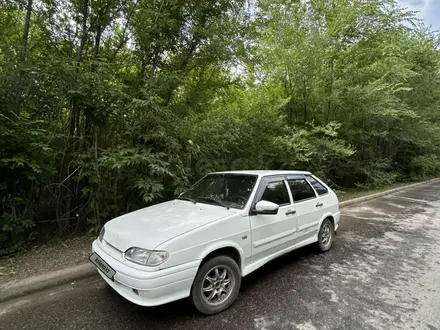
[92,240,200,306]
[334,211,341,231]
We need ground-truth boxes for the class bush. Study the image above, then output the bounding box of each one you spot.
[0,111,52,255]
[354,160,401,189]
[0,214,35,255]
[409,154,440,180]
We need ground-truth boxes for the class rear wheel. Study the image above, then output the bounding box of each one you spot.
[317,218,334,252]
[190,255,241,315]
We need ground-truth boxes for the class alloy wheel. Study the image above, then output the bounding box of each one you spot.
[201,265,235,306]
[321,223,332,247]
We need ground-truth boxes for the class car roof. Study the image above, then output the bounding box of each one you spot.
[212,170,311,177]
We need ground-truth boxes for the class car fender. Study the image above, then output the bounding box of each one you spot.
[197,240,246,275]
[317,211,335,230]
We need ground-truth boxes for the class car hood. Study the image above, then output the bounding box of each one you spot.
[102,200,238,252]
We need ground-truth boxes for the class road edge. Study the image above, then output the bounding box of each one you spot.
[0,177,438,303]
[0,263,96,303]
[339,177,439,208]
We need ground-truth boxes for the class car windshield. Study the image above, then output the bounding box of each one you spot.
[179,174,257,209]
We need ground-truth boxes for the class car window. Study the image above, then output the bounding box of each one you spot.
[260,181,290,205]
[288,179,316,202]
[305,175,328,196]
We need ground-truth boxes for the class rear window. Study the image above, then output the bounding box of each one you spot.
[287,179,316,202]
[305,175,328,196]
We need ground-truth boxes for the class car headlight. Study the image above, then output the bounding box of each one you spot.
[124,247,169,266]
[98,226,105,243]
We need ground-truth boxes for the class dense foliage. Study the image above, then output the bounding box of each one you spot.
[1,0,439,254]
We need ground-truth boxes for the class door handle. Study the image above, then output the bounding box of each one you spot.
[286,210,296,215]
[316,202,323,208]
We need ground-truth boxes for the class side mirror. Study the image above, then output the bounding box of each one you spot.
[253,200,279,215]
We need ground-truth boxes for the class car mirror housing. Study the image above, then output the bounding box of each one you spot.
[254,200,279,215]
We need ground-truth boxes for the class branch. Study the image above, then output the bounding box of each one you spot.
[110,0,140,62]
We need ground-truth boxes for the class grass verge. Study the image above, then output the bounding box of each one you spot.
[336,180,428,202]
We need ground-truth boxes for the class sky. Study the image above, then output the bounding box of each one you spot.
[397,0,440,30]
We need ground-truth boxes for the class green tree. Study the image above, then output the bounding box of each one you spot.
[0,0,439,254]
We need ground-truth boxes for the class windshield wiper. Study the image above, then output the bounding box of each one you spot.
[176,196,196,204]
[197,197,229,210]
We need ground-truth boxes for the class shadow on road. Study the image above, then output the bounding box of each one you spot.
[103,243,322,322]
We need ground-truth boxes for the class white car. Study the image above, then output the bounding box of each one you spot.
[90,170,340,314]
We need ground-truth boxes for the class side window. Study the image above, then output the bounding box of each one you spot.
[305,175,328,196]
[260,181,290,205]
[288,179,316,202]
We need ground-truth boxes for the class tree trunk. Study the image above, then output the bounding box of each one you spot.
[326,55,335,123]
[76,0,90,64]
[68,0,89,138]
[20,0,33,62]
[149,46,160,80]
[94,130,101,228]
[91,23,103,73]
[303,76,308,123]
[163,38,199,105]
[139,54,147,81]
[64,0,90,233]
[94,27,102,61]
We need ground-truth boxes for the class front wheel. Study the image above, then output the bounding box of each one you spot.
[190,255,241,315]
[317,218,334,252]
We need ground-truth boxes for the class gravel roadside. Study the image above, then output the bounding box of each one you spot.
[0,236,94,285]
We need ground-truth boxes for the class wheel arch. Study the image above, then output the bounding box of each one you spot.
[318,212,335,229]
[197,242,244,276]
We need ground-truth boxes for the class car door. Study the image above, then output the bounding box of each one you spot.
[286,176,320,245]
[304,174,331,228]
[249,176,297,263]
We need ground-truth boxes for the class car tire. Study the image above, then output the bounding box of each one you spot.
[317,218,334,252]
[190,255,241,315]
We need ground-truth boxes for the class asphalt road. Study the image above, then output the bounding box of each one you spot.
[1,180,440,330]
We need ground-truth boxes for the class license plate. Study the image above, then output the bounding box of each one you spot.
[89,252,116,280]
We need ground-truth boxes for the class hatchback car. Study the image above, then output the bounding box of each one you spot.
[90,170,340,314]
